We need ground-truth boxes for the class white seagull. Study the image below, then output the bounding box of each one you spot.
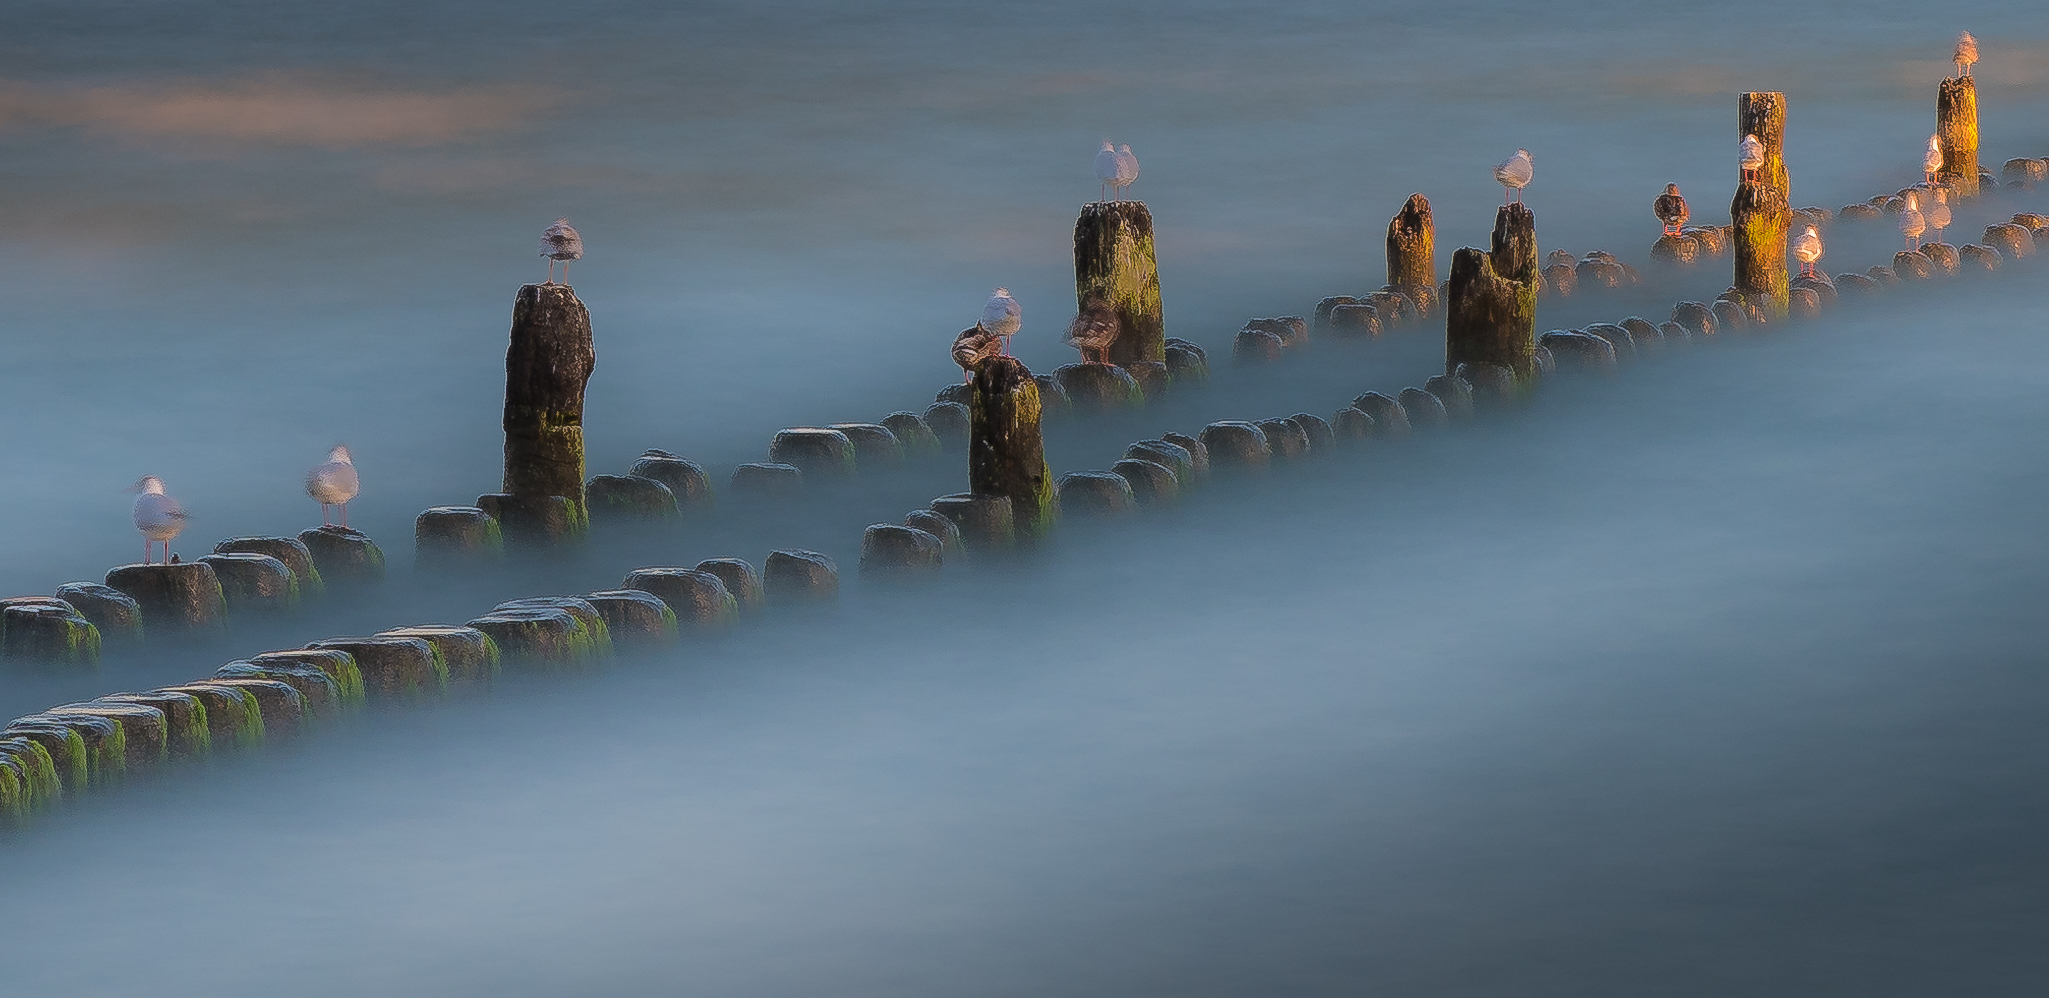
[131,476,189,566]
[1094,141,1120,203]
[1924,134,1944,185]
[540,218,583,285]
[1926,188,1952,244]
[1899,192,1926,250]
[1493,149,1533,204]
[1793,225,1824,277]
[306,445,361,528]
[978,288,1022,355]
[1954,31,1978,78]
[1114,144,1140,201]
[1740,134,1765,183]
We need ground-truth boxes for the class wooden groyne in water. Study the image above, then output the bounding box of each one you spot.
[3,69,2046,826]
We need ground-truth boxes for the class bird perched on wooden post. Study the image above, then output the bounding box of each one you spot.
[1063,294,1118,365]
[1739,134,1765,183]
[978,288,1021,354]
[1114,144,1140,201]
[1923,134,1944,185]
[1654,184,1689,235]
[1899,192,1926,250]
[130,476,189,565]
[1094,141,1119,203]
[952,327,1002,383]
[1954,31,1978,78]
[1926,188,1952,244]
[540,218,583,285]
[1792,226,1823,277]
[306,445,360,528]
[1493,149,1533,204]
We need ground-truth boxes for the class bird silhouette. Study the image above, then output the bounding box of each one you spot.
[1954,31,1978,78]
[1740,134,1765,183]
[1924,134,1944,185]
[1063,294,1119,365]
[306,445,360,528]
[1654,184,1689,236]
[130,476,190,565]
[540,218,583,285]
[1793,226,1824,277]
[1113,144,1140,201]
[1899,193,1926,250]
[1494,149,1533,204]
[1094,141,1119,203]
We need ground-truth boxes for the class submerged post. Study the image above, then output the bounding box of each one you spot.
[1444,203,1539,381]
[1386,193,1438,317]
[1936,76,1980,198]
[498,283,596,543]
[968,356,1054,542]
[1074,202,1164,367]
[1733,92,1790,320]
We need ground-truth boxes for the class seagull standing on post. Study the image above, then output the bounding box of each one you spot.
[131,476,189,566]
[1494,149,1533,204]
[1654,184,1690,236]
[1924,134,1944,185]
[1954,31,1978,77]
[1793,225,1824,277]
[979,288,1021,356]
[540,218,583,285]
[307,445,360,528]
[1740,134,1765,183]
[1926,188,1952,244]
[1094,142,1119,203]
[1899,193,1926,250]
[1114,144,1140,201]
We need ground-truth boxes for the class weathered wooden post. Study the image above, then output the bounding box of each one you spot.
[1074,202,1163,366]
[969,356,1054,542]
[1937,76,1980,198]
[1444,203,1539,381]
[491,283,595,543]
[1386,193,1438,317]
[1733,92,1791,320]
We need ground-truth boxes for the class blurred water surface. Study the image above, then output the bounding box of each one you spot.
[1,1,2046,994]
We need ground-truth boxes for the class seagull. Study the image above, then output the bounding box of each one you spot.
[1114,144,1140,201]
[1063,294,1119,365]
[1924,134,1944,185]
[306,445,360,528]
[539,218,583,285]
[130,476,189,566]
[1793,225,1824,277]
[1740,134,1765,183]
[1899,192,1926,250]
[1954,31,1978,78]
[1094,141,1119,203]
[1654,184,1689,236]
[1926,188,1952,244]
[952,327,1003,383]
[978,287,1021,356]
[1493,149,1533,204]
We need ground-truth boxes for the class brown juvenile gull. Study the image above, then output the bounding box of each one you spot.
[952,327,1003,383]
[1954,31,1978,77]
[1740,134,1765,183]
[540,218,583,285]
[131,475,190,565]
[306,445,360,528]
[1493,149,1533,204]
[1063,294,1119,364]
[1793,225,1824,277]
[1654,184,1689,236]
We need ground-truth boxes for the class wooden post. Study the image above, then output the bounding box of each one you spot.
[501,283,595,541]
[1733,92,1790,320]
[1937,76,1980,198]
[1444,203,1539,381]
[1386,193,1437,317]
[968,356,1055,542]
[1074,202,1164,366]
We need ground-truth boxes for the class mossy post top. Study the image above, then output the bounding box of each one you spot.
[1074,200,1164,367]
[1386,193,1436,298]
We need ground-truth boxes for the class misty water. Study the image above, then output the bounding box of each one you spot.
[4,1,2048,994]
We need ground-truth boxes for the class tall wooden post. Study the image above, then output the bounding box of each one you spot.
[969,356,1054,542]
[1733,92,1790,320]
[499,283,595,541]
[1444,203,1539,381]
[1937,76,1980,198]
[1386,194,1437,317]
[1074,202,1164,367]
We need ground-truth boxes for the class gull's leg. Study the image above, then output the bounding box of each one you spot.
[562,261,569,284]
[341,502,348,529]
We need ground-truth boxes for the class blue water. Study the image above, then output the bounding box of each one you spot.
[1,1,2047,994]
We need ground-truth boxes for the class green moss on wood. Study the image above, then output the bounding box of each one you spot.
[1075,202,1165,366]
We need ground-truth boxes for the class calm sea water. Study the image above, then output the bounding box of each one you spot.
[2,1,2046,994]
